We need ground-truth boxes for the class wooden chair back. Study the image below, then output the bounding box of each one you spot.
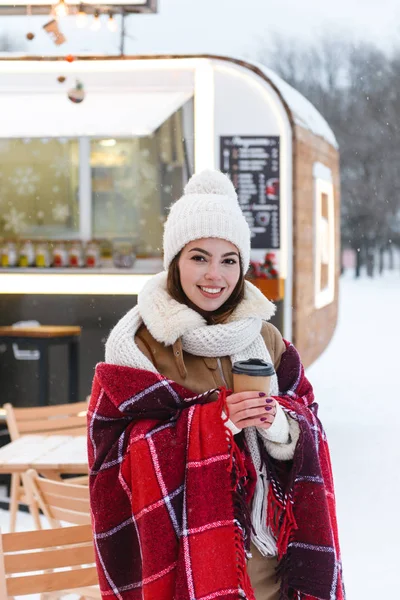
[0,523,98,597]
[4,399,89,440]
[25,468,91,528]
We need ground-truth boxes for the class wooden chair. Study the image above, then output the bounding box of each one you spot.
[23,470,101,599]
[4,399,88,441]
[3,400,89,532]
[25,468,91,528]
[0,523,100,599]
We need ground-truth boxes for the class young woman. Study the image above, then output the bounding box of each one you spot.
[88,170,345,600]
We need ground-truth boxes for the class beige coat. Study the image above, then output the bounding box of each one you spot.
[135,320,286,394]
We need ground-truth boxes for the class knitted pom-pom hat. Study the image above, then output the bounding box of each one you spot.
[163,169,251,271]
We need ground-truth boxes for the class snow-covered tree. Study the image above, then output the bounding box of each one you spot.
[257,35,400,277]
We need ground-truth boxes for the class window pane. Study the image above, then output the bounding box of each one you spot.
[91,100,194,257]
[0,138,79,239]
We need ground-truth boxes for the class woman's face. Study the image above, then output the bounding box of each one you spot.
[178,238,241,313]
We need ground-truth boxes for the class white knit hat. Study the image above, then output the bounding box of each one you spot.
[163,170,251,271]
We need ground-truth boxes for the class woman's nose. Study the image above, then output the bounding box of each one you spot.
[204,263,221,280]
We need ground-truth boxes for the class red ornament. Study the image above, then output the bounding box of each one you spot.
[65,55,75,63]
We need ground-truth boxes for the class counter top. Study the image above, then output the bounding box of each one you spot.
[0,259,164,295]
[0,257,164,275]
[0,325,81,338]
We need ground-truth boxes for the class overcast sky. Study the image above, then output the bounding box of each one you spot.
[1,0,399,58]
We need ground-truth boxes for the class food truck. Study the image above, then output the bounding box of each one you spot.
[0,54,340,405]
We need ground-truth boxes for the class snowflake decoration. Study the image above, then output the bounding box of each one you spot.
[9,167,40,196]
[50,155,71,178]
[52,203,70,223]
[3,207,27,234]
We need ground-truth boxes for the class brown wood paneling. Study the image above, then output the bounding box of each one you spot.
[291,126,341,368]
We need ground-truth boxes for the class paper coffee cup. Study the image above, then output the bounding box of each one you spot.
[232,358,275,394]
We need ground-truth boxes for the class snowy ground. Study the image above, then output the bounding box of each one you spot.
[1,269,399,599]
[307,269,400,599]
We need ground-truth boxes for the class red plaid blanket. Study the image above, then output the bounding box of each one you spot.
[265,341,346,600]
[88,341,345,600]
[88,364,254,600]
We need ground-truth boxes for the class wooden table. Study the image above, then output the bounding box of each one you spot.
[0,434,88,475]
[0,325,81,406]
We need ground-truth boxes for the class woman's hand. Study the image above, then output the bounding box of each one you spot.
[226,391,277,430]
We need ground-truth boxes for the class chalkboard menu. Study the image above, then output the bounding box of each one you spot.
[220,136,280,249]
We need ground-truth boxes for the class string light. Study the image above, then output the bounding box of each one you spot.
[53,0,68,18]
[91,9,101,31]
[107,12,118,32]
[76,3,87,28]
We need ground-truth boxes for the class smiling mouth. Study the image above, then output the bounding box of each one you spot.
[198,286,225,298]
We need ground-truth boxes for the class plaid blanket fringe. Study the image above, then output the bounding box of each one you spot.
[221,391,256,598]
[216,388,255,599]
[264,341,346,600]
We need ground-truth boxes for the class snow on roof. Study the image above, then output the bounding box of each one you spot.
[238,59,338,149]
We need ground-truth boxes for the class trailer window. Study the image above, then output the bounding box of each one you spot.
[0,138,79,240]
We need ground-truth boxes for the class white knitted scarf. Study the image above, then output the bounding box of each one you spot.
[105,271,279,556]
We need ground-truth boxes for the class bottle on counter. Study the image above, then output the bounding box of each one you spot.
[35,240,51,268]
[52,241,68,267]
[68,240,84,267]
[85,240,101,268]
[1,240,18,267]
[18,239,35,267]
[112,238,136,269]
[99,239,113,269]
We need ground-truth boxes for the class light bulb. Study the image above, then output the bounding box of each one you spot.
[76,4,87,28]
[107,13,118,32]
[53,0,68,18]
[91,11,101,31]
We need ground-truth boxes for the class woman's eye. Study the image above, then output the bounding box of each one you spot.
[224,259,237,265]
[191,255,206,262]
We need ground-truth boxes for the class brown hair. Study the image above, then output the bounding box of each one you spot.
[167,251,245,325]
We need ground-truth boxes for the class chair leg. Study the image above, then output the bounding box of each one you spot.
[21,472,42,530]
[9,473,20,533]
[28,495,42,530]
